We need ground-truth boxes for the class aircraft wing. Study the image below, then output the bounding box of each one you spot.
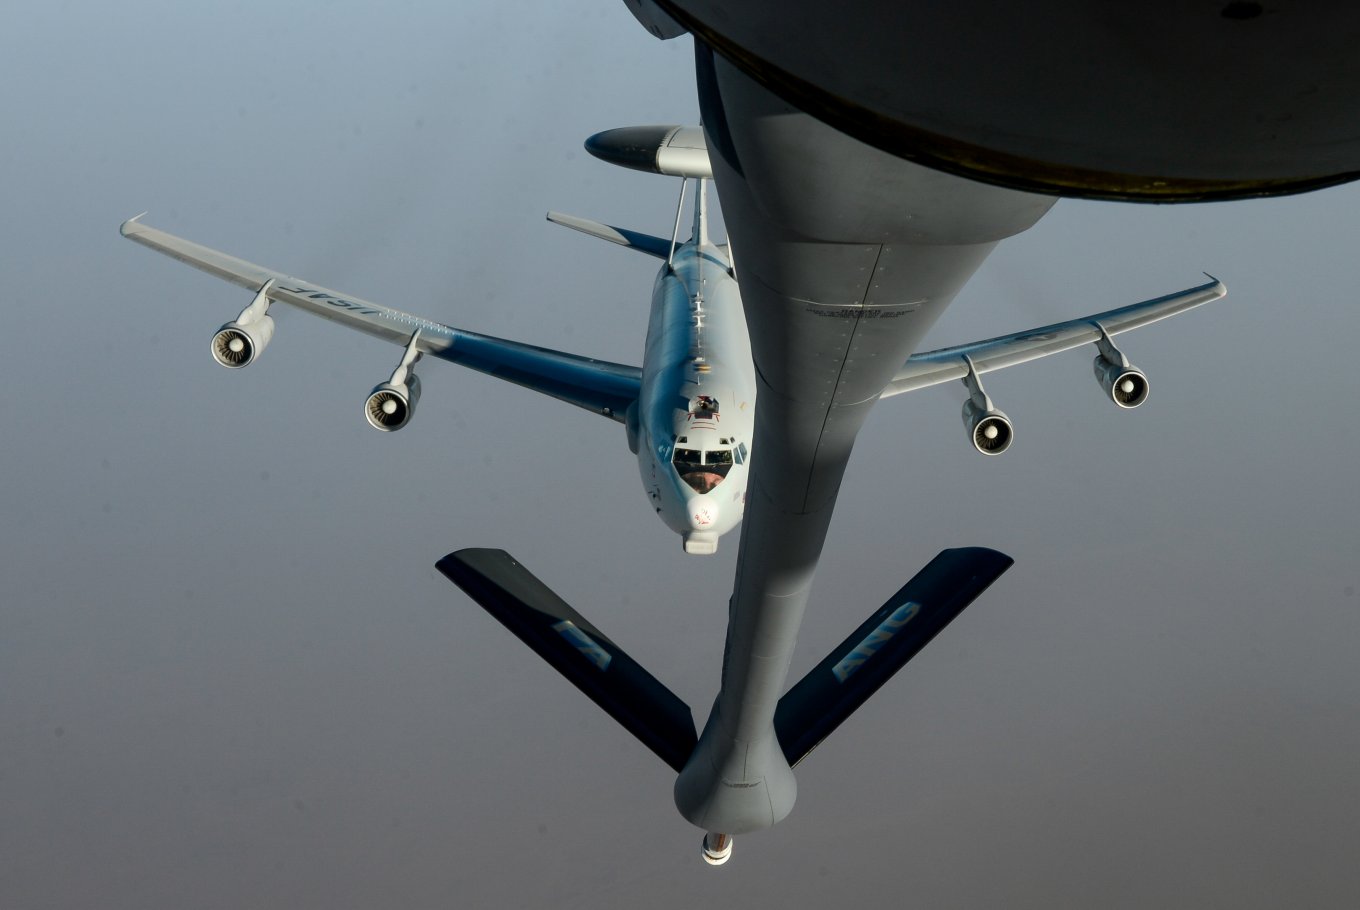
[881,276,1226,398]
[120,217,641,422]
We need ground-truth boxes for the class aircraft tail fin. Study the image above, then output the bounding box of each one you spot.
[774,547,1013,767]
[437,548,698,772]
[546,211,672,260]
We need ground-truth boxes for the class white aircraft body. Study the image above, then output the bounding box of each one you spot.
[630,184,754,553]
[125,121,1226,866]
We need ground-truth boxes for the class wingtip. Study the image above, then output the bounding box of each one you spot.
[1202,271,1227,293]
[120,212,149,236]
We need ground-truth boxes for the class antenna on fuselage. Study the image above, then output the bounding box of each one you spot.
[690,177,707,348]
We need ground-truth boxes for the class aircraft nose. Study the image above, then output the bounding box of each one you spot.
[688,497,719,530]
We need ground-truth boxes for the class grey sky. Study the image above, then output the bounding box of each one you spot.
[3,3,1358,907]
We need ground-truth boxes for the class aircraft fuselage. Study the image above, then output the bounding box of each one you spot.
[635,234,755,554]
[672,46,1058,839]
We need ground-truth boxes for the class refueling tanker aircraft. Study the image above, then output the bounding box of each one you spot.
[439,123,1224,866]
[125,116,1223,862]
[125,0,1360,869]
[471,0,1360,863]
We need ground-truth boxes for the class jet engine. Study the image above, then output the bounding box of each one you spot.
[960,359,1013,455]
[962,397,1014,455]
[211,317,274,368]
[364,330,424,432]
[1092,330,1149,408]
[365,374,421,431]
[211,281,275,369]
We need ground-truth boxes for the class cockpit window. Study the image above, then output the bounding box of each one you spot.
[672,447,735,494]
[673,448,703,468]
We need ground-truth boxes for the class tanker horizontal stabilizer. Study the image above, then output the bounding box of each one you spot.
[773,547,1014,767]
[437,548,698,772]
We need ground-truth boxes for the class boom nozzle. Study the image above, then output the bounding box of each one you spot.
[702,832,733,865]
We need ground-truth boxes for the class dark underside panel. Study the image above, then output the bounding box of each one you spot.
[774,547,1014,767]
[662,0,1360,200]
[437,549,698,772]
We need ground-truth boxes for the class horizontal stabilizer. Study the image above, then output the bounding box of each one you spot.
[546,211,672,260]
[774,547,1014,767]
[436,548,698,772]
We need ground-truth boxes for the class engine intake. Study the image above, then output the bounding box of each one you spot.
[963,398,1014,455]
[1094,354,1149,408]
[211,316,274,368]
[365,375,421,431]
[1092,329,1149,408]
[211,280,276,369]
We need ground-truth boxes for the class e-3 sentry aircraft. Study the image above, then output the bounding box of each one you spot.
[123,146,755,555]
[122,128,1220,558]
[125,122,1224,863]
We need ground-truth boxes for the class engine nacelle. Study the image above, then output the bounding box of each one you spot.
[962,397,1014,455]
[210,315,275,368]
[211,280,276,369]
[365,329,425,432]
[364,374,421,431]
[1093,353,1149,408]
